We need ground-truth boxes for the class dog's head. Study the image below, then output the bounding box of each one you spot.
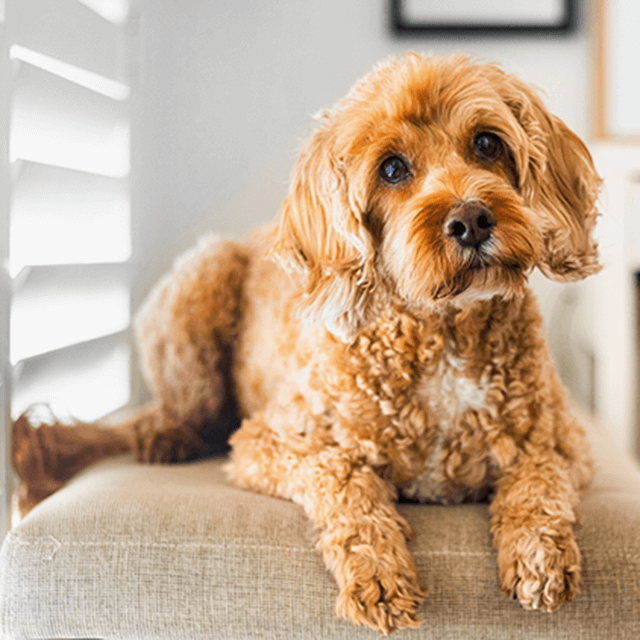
[271,54,602,341]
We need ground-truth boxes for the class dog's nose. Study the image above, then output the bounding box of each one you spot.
[444,202,496,249]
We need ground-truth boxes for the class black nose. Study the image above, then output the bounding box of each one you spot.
[444,202,496,249]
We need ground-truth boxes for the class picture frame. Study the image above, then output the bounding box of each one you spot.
[594,0,640,141]
[390,0,576,35]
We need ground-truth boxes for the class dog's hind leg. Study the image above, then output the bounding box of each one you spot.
[128,235,250,463]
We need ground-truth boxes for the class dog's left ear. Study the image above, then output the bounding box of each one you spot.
[498,74,602,281]
[269,114,379,342]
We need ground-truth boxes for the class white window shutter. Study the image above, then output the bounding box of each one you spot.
[1,3,13,538]
[5,0,137,424]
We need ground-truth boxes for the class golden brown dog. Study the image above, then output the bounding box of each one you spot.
[14,53,601,634]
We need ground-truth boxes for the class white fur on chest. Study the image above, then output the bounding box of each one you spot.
[402,352,489,503]
[424,353,487,424]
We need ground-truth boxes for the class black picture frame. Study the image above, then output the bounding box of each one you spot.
[390,0,577,35]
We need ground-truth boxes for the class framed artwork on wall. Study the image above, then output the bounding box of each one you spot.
[594,0,640,141]
[390,0,576,35]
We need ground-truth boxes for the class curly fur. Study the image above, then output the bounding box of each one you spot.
[13,53,601,634]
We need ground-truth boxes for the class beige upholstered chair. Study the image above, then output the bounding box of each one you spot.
[1,409,639,639]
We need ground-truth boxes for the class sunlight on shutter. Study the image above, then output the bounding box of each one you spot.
[10,61,130,178]
[12,337,131,422]
[11,265,130,364]
[12,0,126,79]
[10,45,129,101]
[78,0,130,26]
[10,162,131,275]
[7,0,135,422]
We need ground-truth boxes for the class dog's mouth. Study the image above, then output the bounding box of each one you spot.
[432,252,526,301]
[466,248,493,272]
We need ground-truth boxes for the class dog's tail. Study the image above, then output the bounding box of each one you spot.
[12,405,151,518]
[12,394,241,518]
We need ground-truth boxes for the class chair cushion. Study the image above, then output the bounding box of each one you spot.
[1,413,640,639]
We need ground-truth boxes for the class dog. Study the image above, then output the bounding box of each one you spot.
[13,53,601,634]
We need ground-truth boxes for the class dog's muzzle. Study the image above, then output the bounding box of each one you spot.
[444,201,496,250]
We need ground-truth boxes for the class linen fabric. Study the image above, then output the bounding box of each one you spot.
[1,411,639,639]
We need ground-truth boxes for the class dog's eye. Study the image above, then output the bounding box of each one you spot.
[379,156,411,184]
[473,132,503,161]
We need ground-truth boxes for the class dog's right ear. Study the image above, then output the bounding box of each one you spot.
[491,68,602,282]
[269,115,378,342]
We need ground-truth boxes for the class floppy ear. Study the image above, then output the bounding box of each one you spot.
[498,74,602,281]
[269,116,379,341]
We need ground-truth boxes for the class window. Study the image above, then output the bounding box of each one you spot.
[1,0,138,535]
[1,1,12,538]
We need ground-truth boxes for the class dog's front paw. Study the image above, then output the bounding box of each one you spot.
[332,542,427,635]
[497,524,581,611]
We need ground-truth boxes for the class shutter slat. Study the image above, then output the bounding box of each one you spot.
[78,0,130,25]
[12,0,126,82]
[11,162,131,272]
[10,265,130,363]
[10,45,129,101]
[11,62,130,177]
[12,335,131,421]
